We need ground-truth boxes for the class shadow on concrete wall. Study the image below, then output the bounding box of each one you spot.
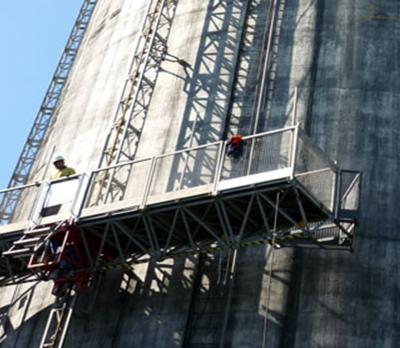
[260,0,303,132]
[60,256,197,347]
[226,0,272,136]
[175,0,249,148]
[162,0,250,193]
[0,282,49,347]
[0,249,306,348]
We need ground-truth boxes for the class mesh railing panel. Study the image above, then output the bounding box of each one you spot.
[296,169,336,211]
[340,171,361,211]
[250,130,292,174]
[295,137,330,174]
[84,160,151,208]
[148,144,220,198]
[221,129,294,180]
[0,126,348,225]
[295,133,337,212]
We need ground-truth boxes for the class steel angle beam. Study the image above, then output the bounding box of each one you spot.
[77,179,353,266]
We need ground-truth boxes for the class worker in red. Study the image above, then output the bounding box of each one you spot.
[50,155,76,180]
[226,134,244,159]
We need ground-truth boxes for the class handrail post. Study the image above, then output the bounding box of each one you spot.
[102,166,117,205]
[178,149,192,190]
[332,167,340,219]
[290,124,299,179]
[71,173,91,220]
[29,182,50,227]
[141,157,157,208]
[213,141,225,196]
[70,174,83,218]
[246,137,256,176]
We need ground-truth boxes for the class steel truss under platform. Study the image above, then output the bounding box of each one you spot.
[80,177,356,268]
[0,125,361,286]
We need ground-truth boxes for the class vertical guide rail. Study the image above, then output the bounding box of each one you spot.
[251,0,279,136]
[246,0,279,175]
[0,0,98,225]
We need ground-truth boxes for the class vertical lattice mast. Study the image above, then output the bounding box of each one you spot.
[0,0,98,224]
[95,0,178,203]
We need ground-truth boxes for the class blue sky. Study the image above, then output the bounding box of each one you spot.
[0,1,82,188]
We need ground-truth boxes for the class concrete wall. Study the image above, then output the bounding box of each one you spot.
[29,0,147,179]
[253,0,400,347]
[1,0,400,347]
[276,1,400,347]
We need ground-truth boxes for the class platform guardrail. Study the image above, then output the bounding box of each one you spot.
[0,125,348,230]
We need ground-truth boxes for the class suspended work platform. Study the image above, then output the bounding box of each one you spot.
[0,125,361,286]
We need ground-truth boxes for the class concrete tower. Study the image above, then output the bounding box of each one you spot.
[0,0,396,347]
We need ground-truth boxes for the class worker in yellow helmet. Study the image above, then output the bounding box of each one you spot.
[50,155,76,180]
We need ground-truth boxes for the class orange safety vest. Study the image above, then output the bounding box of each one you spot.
[230,135,243,146]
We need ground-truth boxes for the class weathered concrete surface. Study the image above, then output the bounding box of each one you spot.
[2,0,400,347]
[63,258,197,347]
[263,0,400,347]
[0,281,54,347]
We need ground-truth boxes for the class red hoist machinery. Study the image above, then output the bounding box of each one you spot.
[3,176,117,348]
[11,219,115,348]
[29,221,93,296]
